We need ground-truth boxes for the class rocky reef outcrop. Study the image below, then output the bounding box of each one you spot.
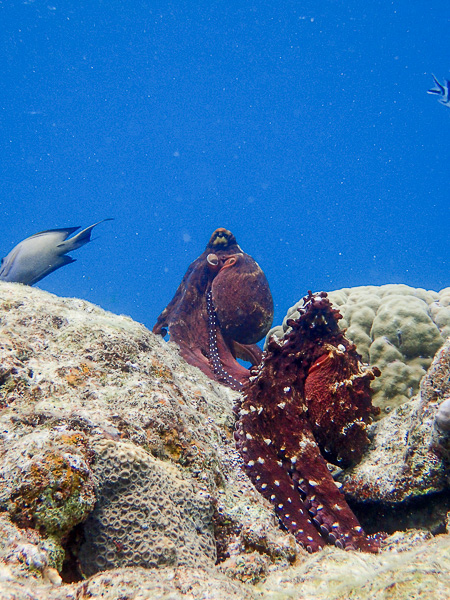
[0,281,449,600]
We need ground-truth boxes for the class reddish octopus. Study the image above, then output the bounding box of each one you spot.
[234,291,381,552]
[154,231,381,553]
[153,228,274,389]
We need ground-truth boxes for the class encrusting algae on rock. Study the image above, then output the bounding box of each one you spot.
[5,434,95,536]
[0,281,449,600]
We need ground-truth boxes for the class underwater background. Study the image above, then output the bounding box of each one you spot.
[1,1,449,331]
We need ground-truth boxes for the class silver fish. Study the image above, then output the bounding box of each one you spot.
[0,219,113,285]
[427,74,450,107]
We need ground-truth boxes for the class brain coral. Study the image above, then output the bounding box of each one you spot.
[268,285,450,416]
[78,440,216,577]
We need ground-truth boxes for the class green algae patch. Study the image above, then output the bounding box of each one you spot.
[4,439,95,541]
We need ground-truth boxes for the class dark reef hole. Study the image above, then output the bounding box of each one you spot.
[60,523,85,583]
[349,490,450,538]
[212,506,242,564]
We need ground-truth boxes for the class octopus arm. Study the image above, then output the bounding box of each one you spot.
[231,341,263,366]
[235,435,325,551]
[235,291,381,553]
[289,432,378,553]
[210,326,253,387]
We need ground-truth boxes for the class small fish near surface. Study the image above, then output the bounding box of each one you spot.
[0,219,113,286]
[427,74,450,107]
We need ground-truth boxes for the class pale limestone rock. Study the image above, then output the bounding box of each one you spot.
[0,281,449,600]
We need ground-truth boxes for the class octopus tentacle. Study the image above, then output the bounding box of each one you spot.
[235,291,381,553]
[206,290,243,390]
[234,422,325,551]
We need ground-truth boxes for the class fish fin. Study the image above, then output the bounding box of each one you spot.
[427,74,445,95]
[432,74,444,89]
[28,227,81,240]
[57,218,113,253]
[27,256,76,286]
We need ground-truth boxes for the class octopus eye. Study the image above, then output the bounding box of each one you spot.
[207,254,222,273]
[207,253,219,266]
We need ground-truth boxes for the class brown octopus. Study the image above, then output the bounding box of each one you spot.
[153,228,274,389]
[234,291,382,553]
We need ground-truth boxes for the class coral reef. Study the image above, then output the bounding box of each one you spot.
[0,281,287,583]
[341,335,450,504]
[235,292,380,552]
[0,281,449,599]
[259,531,450,600]
[79,440,216,576]
[153,228,273,389]
[1,522,449,600]
[269,284,450,416]
[0,513,63,583]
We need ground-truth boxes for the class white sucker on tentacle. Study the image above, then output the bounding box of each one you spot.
[206,290,243,390]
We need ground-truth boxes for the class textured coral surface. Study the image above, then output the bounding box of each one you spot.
[341,335,450,504]
[79,440,216,576]
[0,281,449,599]
[0,281,288,585]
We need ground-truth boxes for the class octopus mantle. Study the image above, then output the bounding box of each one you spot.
[153,228,273,389]
[234,291,381,553]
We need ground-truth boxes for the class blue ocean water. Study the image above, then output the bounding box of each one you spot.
[1,1,449,333]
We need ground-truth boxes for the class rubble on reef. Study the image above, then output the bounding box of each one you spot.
[0,281,449,600]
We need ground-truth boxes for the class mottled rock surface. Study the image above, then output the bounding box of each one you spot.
[1,281,449,600]
[341,336,450,504]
